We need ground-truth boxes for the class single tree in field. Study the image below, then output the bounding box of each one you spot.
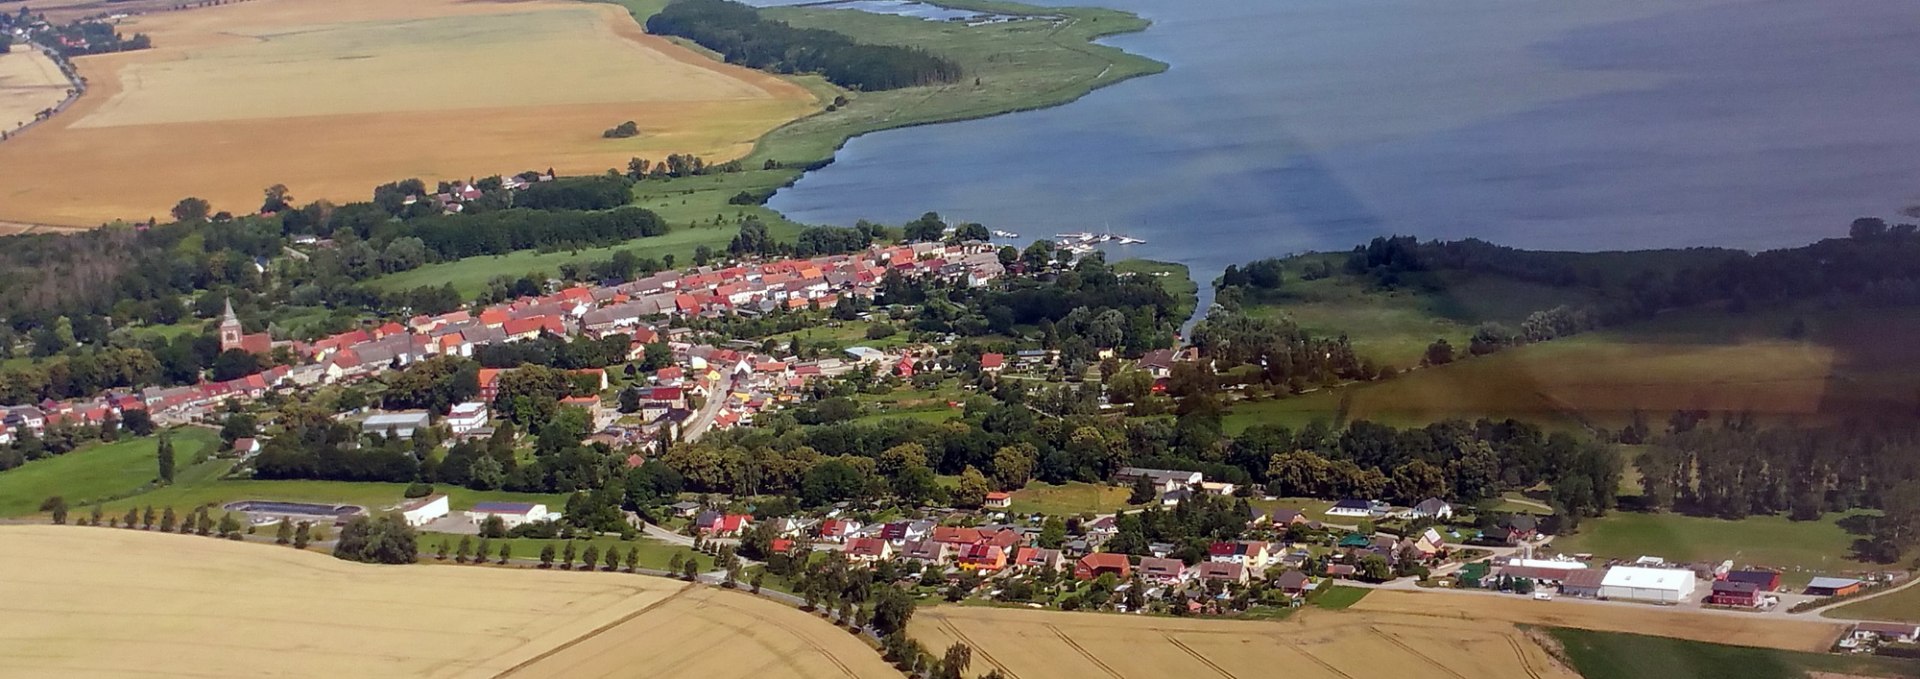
[539,544,556,569]
[171,197,211,222]
[581,545,600,573]
[435,540,450,560]
[562,541,578,570]
[456,536,472,563]
[681,559,700,582]
[216,512,240,539]
[156,434,175,484]
[275,520,293,544]
[726,562,743,589]
[624,547,639,573]
[751,571,764,594]
[938,642,973,679]
[498,543,512,565]
[196,510,214,536]
[476,538,492,565]
[603,546,621,572]
[142,505,155,530]
[123,507,139,529]
[89,503,103,526]
[1128,476,1157,505]
[293,522,312,549]
[160,506,177,532]
[310,523,328,542]
[668,552,684,574]
[42,496,67,525]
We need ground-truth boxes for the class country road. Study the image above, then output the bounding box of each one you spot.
[680,371,737,442]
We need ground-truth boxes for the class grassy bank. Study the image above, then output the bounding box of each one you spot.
[1007,481,1138,516]
[1116,259,1198,322]
[373,0,1164,296]
[1545,627,1920,679]
[0,428,221,515]
[1825,583,1920,624]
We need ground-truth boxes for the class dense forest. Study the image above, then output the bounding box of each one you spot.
[646,0,962,91]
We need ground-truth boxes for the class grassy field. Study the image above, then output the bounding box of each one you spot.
[0,428,220,515]
[1546,627,1920,679]
[1224,305,1920,433]
[0,525,895,678]
[1007,481,1139,516]
[1826,582,1920,624]
[1311,585,1371,610]
[914,603,1580,678]
[1548,510,1883,587]
[0,0,815,227]
[368,0,1163,294]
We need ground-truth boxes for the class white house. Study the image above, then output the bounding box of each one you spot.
[1327,499,1389,518]
[469,502,551,528]
[1114,467,1203,494]
[1410,498,1453,520]
[397,494,450,527]
[447,401,489,434]
[1598,566,1696,603]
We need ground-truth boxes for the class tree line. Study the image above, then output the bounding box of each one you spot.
[646,0,962,91]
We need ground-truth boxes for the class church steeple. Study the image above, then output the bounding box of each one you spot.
[219,297,243,352]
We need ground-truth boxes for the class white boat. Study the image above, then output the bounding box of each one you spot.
[1055,231,1093,241]
[992,230,1019,238]
[1117,236,1146,244]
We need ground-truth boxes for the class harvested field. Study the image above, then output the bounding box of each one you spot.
[0,48,69,132]
[1352,589,1846,653]
[0,525,891,678]
[914,604,1580,679]
[0,0,816,227]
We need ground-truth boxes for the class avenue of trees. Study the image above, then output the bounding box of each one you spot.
[647,0,962,91]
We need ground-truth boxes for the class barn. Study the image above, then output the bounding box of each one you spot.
[1599,566,1696,604]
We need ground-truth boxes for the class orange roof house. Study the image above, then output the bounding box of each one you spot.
[1075,553,1132,581]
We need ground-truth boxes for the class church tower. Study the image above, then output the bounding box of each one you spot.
[219,298,243,353]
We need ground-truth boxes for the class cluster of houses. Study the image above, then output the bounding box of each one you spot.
[3,243,1008,447]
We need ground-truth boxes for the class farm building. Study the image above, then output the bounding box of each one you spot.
[1805,577,1865,597]
[468,502,550,528]
[360,411,431,439]
[1852,622,1920,644]
[1327,499,1388,518]
[446,401,489,434]
[984,491,1012,509]
[1723,569,1782,591]
[396,494,449,527]
[1599,566,1697,603]
[1560,568,1607,598]
[1706,580,1763,608]
[1114,467,1203,493]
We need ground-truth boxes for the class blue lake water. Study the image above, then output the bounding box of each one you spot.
[742,0,1032,23]
[767,0,1920,292]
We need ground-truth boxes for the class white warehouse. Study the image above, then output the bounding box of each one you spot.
[1599,566,1697,604]
[396,494,450,527]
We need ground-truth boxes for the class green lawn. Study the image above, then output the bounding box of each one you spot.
[1007,481,1139,517]
[0,428,220,516]
[1547,627,1920,679]
[1310,585,1370,610]
[365,0,1163,295]
[1826,582,1920,623]
[1549,510,1882,586]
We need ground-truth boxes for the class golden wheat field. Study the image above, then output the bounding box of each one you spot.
[0,48,69,132]
[0,525,893,679]
[913,604,1582,679]
[0,0,818,227]
[1352,590,1846,653]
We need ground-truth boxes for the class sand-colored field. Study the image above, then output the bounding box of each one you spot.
[0,0,817,227]
[914,604,1581,679]
[1353,589,1846,653]
[0,525,892,679]
[0,48,70,131]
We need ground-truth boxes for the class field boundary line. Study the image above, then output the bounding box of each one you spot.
[1504,634,1547,679]
[938,618,1020,679]
[1368,625,1469,679]
[1163,633,1240,679]
[1045,623,1124,679]
[490,582,694,678]
[1277,638,1357,679]
[700,594,862,679]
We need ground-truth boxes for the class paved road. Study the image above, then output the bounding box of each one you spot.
[680,372,737,442]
